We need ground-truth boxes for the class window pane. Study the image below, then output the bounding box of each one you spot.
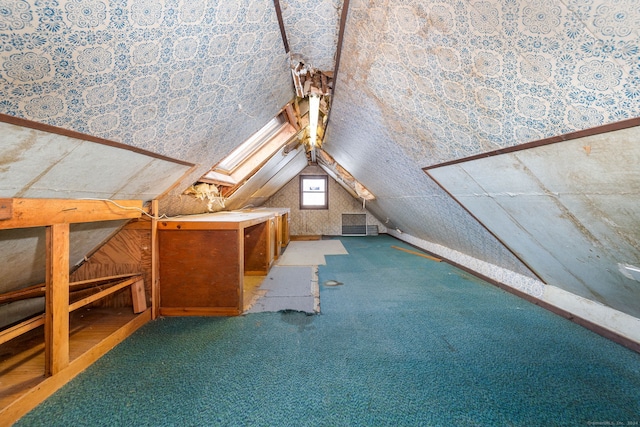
[216,114,287,172]
[302,193,326,206]
[302,178,325,192]
[299,175,328,210]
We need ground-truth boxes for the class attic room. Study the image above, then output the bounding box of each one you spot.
[1,0,639,425]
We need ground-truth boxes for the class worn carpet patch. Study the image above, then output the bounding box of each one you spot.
[246,266,317,314]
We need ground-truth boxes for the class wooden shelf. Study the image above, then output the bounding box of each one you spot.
[0,198,148,427]
[0,307,150,425]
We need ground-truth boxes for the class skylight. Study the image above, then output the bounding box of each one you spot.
[215,114,288,174]
[198,106,299,195]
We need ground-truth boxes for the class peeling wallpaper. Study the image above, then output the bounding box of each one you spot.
[280,0,341,71]
[324,0,640,309]
[0,0,293,168]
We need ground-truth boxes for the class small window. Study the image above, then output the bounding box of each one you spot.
[300,175,328,210]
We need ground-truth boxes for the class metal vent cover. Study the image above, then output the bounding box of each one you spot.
[342,213,367,235]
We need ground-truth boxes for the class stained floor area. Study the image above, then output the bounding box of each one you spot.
[15,236,640,426]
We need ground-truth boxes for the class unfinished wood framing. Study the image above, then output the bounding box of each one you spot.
[0,315,45,347]
[151,199,160,319]
[0,273,142,305]
[68,277,143,312]
[0,198,148,426]
[45,223,70,376]
[0,308,150,426]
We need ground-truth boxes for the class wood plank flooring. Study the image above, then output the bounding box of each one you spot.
[0,307,145,418]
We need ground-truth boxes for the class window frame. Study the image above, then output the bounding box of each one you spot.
[299,175,329,210]
[214,114,288,174]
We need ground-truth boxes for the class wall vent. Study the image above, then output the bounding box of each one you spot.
[342,213,367,236]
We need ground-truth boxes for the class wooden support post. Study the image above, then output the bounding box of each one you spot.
[151,199,159,319]
[45,223,70,376]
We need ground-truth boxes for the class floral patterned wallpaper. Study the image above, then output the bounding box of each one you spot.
[335,0,640,165]
[0,0,293,168]
[2,0,638,304]
[280,0,341,71]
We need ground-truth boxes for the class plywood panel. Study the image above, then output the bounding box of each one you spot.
[244,221,270,275]
[70,221,152,308]
[158,229,240,310]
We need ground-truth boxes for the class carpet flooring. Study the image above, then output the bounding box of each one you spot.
[15,235,640,426]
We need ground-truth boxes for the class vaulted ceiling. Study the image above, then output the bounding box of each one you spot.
[1,1,639,324]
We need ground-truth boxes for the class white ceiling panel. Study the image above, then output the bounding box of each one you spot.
[428,125,640,318]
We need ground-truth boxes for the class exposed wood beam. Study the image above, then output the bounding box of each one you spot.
[273,0,290,53]
[334,0,350,86]
[284,103,300,131]
[0,198,144,229]
[45,223,70,376]
[0,310,151,425]
[151,199,159,320]
[68,277,140,312]
[0,198,11,220]
[325,0,350,130]
[131,279,147,314]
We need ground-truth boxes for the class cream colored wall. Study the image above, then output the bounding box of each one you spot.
[263,166,386,236]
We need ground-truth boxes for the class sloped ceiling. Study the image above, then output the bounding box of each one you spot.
[427,125,640,318]
[323,0,640,314]
[1,0,639,321]
[0,118,193,328]
[0,0,293,180]
[337,0,640,163]
[280,0,341,71]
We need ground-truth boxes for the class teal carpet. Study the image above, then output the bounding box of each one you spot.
[16,236,640,426]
